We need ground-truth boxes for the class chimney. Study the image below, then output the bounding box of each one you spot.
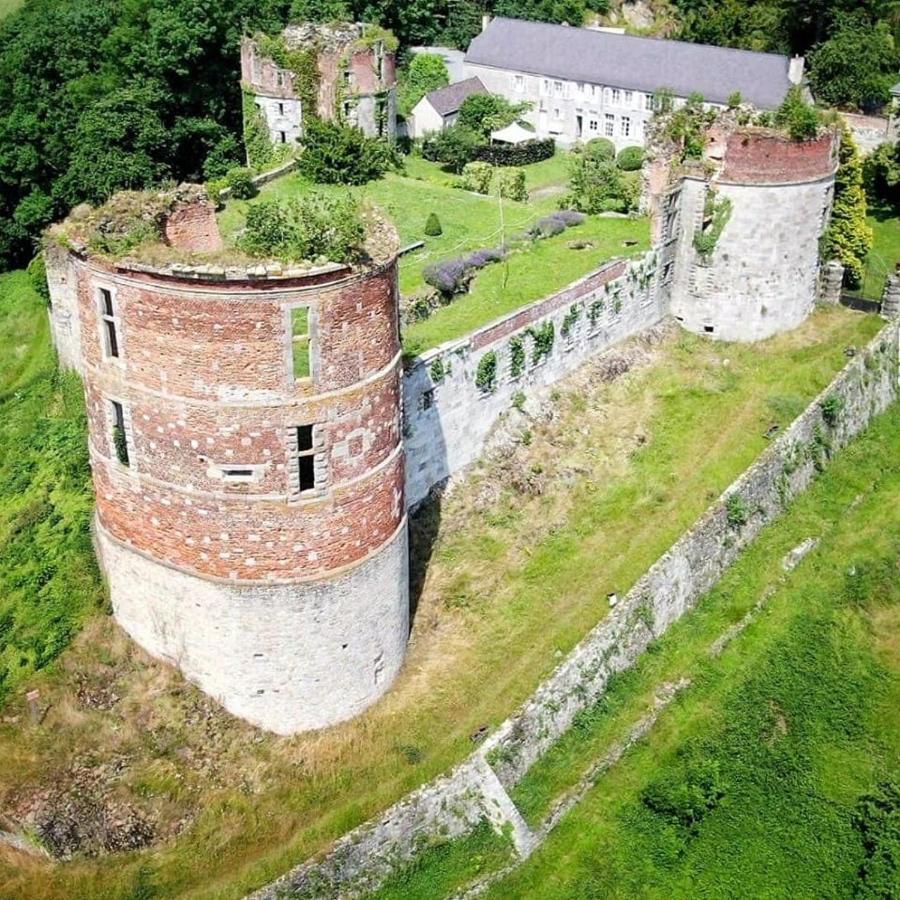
[163,185,223,254]
[789,55,805,85]
[481,14,492,32]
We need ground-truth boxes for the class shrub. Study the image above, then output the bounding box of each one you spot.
[423,258,472,295]
[528,210,586,239]
[566,152,639,213]
[725,493,749,529]
[298,119,394,185]
[224,167,258,200]
[509,335,526,378]
[661,92,714,159]
[775,86,821,142]
[461,161,494,194]
[863,141,900,210]
[423,124,484,173]
[475,351,498,392]
[641,756,726,832]
[583,137,616,161]
[727,90,743,109]
[239,193,364,263]
[424,212,443,236]
[473,138,554,167]
[27,253,49,304]
[616,146,644,171]
[822,129,873,288]
[820,393,845,426]
[527,320,555,363]
[498,167,527,201]
[693,191,732,257]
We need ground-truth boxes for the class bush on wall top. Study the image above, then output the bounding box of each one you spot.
[616,146,644,171]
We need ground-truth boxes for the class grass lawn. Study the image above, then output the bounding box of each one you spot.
[217,154,648,351]
[0,0,23,20]
[402,215,649,353]
[858,203,900,299]
[0,305,882,900]
[0,272,100,705]
[364,405,900,899]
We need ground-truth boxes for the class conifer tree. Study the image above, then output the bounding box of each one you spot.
[822,129,872,289]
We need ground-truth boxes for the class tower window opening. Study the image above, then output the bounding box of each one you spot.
[278,102,284,116]
[279,130,287,144]
[111,400,129,467]
[290,306,311,379]
[99,287,120,358]
[293,425,318,494]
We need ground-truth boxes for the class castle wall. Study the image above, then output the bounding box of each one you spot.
[96,518,409,734]
[44,241,82,371]
[668,130,837,342]
[403,251,664,507]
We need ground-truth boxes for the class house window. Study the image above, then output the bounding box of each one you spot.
[110,400,129,467]
[553,107,562,120]
[621,116,631,137]
[98,287,120,359]
[624,90,633,106]
[588,117,599,133]
[611,88,621,105]
[553,80,563,96]
[276,71,284,87]
[514,74,524,92]
[290,307,311,379]
[293,424,317,493]
[542,79,549,94]
[643,93,653,110]
[604,114,615,137]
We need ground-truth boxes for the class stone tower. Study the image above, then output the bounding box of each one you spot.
[650,126,839,342]
[46,188,408,734]
[241,22,398,152]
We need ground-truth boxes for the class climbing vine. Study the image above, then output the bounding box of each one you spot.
[693,190,732,257]
[561,305,581,339]
[242,90,280,170]
[509,335,526,379]
[475,351,498,393]
[527,321,555,364]
[255,34,321,128]
[589,298,605,327]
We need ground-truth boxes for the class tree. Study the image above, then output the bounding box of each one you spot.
[565,153,639,213]
[493,0,587,26]
[398,53,449,117]
[422,124,483,172]
[822,129,873,288]
[458,93,528,137]
[775,85,821,141]
[297,119,395,185]
[863,140,900,210]
[808,15,897,111]
[290,0,351,22]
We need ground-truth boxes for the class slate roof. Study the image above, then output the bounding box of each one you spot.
[422,76,487,116]
[465,17,795,109]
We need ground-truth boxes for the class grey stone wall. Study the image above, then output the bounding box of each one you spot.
[668,174,834,341]
[44,241,83,372]
[252,319,898,897]
[403,251,664,507]
[95,519,410,735]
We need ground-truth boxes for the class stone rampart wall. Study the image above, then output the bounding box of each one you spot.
[403,251,663,507]
[252,319,898,898]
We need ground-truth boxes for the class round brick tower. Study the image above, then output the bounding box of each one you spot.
[48,190,407,734]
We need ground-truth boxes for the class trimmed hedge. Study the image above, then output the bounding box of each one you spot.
[472,138,555,167]
[616,146,644,171]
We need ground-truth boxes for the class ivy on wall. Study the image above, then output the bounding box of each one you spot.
[527,321,555,364]
[509,335,526,379]
[475,351,498,393]
[693,189,733,257]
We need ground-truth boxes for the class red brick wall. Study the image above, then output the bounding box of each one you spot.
[163,201,223,253]
[722,130,837,184]
[75,254,404,582]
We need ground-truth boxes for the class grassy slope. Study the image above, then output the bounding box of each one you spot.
[489,407,900,899]
[360,405,900,899]
[0,0,23,19]
[217,155,649,351]
[0,271,100,705]
[859,204,900,300]
[0,308,880,900]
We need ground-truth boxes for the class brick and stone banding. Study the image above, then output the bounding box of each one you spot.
[57,231,408,733]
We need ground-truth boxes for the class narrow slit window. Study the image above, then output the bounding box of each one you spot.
[99,288,119,358]
[111,400,129,467]
[291,307,310,379]
[294,425,317,494]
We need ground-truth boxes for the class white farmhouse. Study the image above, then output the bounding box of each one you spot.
[464,17,805,149]
[408,76,487,139]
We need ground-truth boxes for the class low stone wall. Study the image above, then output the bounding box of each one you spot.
[251,319,898,899]
[403,250,663,507]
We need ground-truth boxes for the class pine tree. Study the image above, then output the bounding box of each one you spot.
[822,129,873,289]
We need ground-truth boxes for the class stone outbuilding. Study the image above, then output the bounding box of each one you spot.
[407,76,486,139]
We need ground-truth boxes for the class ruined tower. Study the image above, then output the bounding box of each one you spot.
[46,188,408,734]
[241,22,398,153]
[649,125,839,341]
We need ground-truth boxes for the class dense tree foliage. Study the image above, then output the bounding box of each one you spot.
[298,119,398,184]
[398,52,449,117]
[864,140,900,210]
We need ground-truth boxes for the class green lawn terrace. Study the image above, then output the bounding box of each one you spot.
[217,153,651,353]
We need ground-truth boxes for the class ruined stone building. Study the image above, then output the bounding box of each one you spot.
[44,119,839,735]
[241,21,397,155]
[463,17,805,149]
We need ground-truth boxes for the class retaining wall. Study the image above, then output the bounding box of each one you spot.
[252,318,898,898]
[403,250,664,507]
